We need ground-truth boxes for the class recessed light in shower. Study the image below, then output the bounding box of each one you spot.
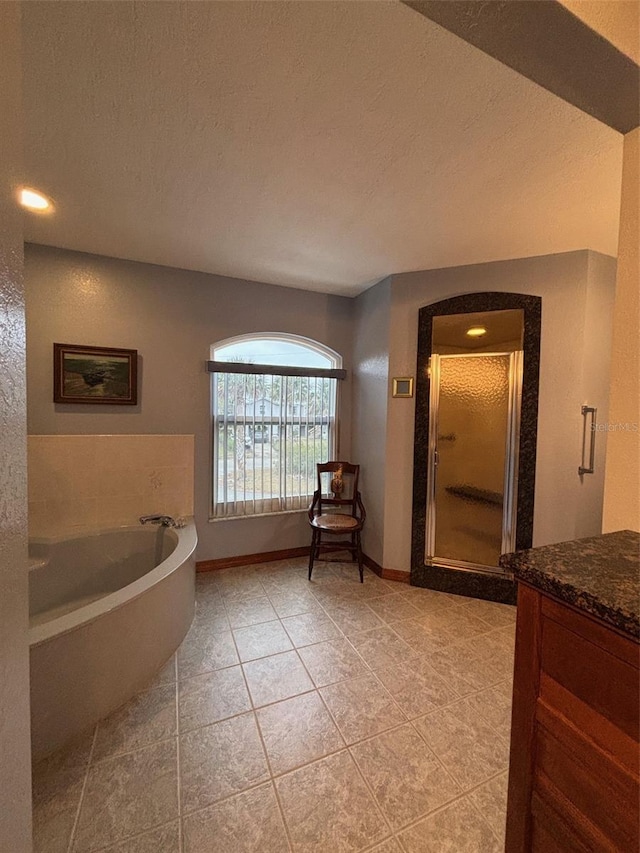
[19,187,53,212]
[466,326,487,337]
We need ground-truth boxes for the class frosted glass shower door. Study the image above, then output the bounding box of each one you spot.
[427,353,520,570]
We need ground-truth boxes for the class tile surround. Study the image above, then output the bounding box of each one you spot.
[33,556,515,852]
[28,434,194,537]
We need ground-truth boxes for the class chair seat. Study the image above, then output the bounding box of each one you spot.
[311,513,360,531]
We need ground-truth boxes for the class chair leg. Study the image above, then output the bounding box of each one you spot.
[308,530,317,581]
[356,531,364,583]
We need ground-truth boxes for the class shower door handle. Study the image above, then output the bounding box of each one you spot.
[579,405,597,475]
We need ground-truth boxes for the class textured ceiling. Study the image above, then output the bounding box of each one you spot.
[22,1,623,296]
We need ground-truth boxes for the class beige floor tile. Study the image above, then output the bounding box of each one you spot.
[266,590,326,618]
[413,698,510,791]
[390,618,433,641]
[183,783,290,853]
[468,771,508,840]
[32,732,94,853]
[397,796,501,853]
[193,608,231,635]
[324,603,386,636]
[297,638,368,687]
[178,626,239,680]
[458,598,517,628]
[350,724,460,831]
[347,626,419,671]
[426,646,511,696]
[452,629,513,664]
[367,840,403,853]
[180,712,269,813]
[194,584,227,615]
[275,750,388,853]
[374,660,459,719]
[415,609,493,642]
[179,666,251,732]
[402,633,461,669]
[320,674,406,745]
[144,655,177,688]
[73,739,178,852]
[365,594,422,624]
[399,587,459,613]
[464,683,513,738]
[281,611,342,647]
[35,560,519,853]
[225,595,278,628]
[99,821,180,852]
[257,691,344,775]
[233,620,293,662]
[331,572,397,600]
[243,651,314,707]
[92,684,177,763]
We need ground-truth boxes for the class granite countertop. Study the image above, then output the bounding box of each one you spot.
[500,530,640,640]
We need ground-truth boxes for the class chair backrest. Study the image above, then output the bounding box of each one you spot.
[316,461,360,516]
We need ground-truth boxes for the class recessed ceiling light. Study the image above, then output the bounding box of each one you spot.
[19,188,52,212]
[466,326,487,337]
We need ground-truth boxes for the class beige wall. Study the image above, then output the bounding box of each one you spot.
[351,277,392,564]
[28,435,194,538]
[0,4,33,851]
[25,244,353,560]
[558,0,640,64]
[381,250,617,572]
[603,127,640,533]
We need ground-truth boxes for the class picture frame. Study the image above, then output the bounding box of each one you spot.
[53,343,138,405]
[392,376,414,398]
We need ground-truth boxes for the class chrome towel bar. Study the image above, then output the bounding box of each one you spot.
[579,405,597,475]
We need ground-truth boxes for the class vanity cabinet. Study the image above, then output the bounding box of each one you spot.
[502,531,640,853]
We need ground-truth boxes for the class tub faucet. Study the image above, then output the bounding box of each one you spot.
[139,514,183,528]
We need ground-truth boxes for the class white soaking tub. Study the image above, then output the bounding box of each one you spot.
[29,522,197,761]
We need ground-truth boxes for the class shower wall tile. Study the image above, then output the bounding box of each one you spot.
[28,435,194,537]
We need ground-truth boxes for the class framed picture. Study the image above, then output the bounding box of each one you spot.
[53,343,138,405]
[392,377,414,398]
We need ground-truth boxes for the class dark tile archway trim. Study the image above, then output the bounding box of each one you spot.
[410,292,541,603]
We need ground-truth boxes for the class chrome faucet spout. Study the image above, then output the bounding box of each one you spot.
[139,514,179,528]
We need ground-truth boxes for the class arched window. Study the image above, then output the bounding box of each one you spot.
[208,334,344,518]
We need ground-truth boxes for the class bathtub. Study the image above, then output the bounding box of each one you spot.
[29,522,197,761]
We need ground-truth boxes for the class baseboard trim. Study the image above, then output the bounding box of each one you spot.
[196,546,410,583]
[362,553,410,584]
[196,546,310,572]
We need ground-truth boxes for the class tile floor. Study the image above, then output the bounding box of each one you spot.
[32,558,516,853]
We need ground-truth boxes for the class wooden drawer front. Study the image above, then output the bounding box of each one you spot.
[531,792,590,853]
[541,615,639,740]
[535,720,639,851]
[531,789,615,853]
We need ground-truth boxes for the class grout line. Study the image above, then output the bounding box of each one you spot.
[66,724,98,853]
[185,563,512,844]
[347,737,396,843]
[80,818,181,853]
[175,653,183,853]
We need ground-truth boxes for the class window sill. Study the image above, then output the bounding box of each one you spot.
[208,508,310,523]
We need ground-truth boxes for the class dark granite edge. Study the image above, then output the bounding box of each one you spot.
[501,531,640,641]
[513,565,639,640]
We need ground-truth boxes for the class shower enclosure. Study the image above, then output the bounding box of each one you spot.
[411,294,541,603]
[425,350,523,572]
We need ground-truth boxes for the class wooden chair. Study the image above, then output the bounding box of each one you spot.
[308,461,366,582]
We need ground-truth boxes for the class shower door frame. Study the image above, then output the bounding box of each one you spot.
[425,351,523,575]
[410,292,541,603]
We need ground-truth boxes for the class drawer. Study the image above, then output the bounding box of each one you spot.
[540,614,639,740]
[535,719,639,851]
